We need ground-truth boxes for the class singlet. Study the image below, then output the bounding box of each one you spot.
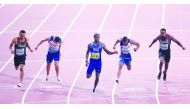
[90,42,103,60]
[48,36,61,53]
[159,34,171,51]
[120,39,131,56]
[14,37,28,56]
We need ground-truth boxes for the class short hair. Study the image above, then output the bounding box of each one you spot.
[54,36,61,42]
[94,33,100,38]
[19,30,26,33]
[160,28,166,32]
[122,36,128,42]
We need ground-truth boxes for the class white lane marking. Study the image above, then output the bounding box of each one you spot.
[155,4,166,104]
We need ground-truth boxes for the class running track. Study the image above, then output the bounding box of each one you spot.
[0,4,189,104]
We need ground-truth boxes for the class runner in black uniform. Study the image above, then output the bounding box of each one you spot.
[9,30,33,87]
[149,28,185,81]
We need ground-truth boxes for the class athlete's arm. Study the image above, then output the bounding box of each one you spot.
[26,38,33,52]
[130,39,140,52]
[85,44,90,66]
[113,39,120,49]
[103,43,118,55]
[9,38,16,54]
[59,38,62,49]
[35,37,50,50]
[169,35,186,50]
[149,36,160,48]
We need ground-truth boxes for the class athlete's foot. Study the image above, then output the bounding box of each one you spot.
[17,83,22,87]
[157,72,162,80]
[115,80,119,84]
[57,76,62,82]
[92,89,96,95]
[163,71,167,81]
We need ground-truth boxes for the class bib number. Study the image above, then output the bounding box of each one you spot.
[160,44,168,50]
[16,49,24,55]
[91,53,100,59]
[121,46,130,54]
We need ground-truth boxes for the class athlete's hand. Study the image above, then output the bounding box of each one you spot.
[10,49,14,54]
[30,49,33,52]
[113,46,116,49]
[114,50,118,54]
[149,45,151,48]
[35,47,38,51]
[182,47,186,50]
[85,60,89,67]
[134,48,138,52]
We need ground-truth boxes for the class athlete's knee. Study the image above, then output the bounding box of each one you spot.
[95,76,99,81]
[20,67,24,72]
[15,66,19,70]
[127,66,131,70]
[87,74,91,78]
[160,57,165,63]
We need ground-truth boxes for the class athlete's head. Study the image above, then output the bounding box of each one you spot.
[94,33,100,42]
[19,30,26,38]
[54,36,61,43]
[122,36,128,45]
[160,28,166,36]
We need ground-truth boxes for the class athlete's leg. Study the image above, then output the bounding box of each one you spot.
[116,58,124,83]
[158,56,164,80]
[46,53,53,81]
[54,61,61,81]
[116,62,124,83]
[46,63,51,80]
[127,65,131,70]
[163,52,170,81]
[92,72,100,94]
[163,62,169,81]
[54,61,59,77]
[87,60,94,79]
[19,64,24,84]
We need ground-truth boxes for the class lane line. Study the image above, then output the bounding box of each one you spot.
[0,4,5,8]
[111,4,139,104]
[67,4,113,104]
[0,4,32,34]
[22,4,86,104]
[155,4,166,104]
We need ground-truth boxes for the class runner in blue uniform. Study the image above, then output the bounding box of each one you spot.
[9,30,33,87]
[85,33,118,94]
[113,36,140,83]
[35,36,62,82]
[149,28,185,81]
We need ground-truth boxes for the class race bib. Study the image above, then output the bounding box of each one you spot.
[160,44,168,50]
[91,52,100,59]
[49,42,59,53]
[121,46,130,54]
[16,48,24,55]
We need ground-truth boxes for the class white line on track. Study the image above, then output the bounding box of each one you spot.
[67,4,113,104]
[22,4,86,104]
[0,4,5,8]
[111,4,139,104]
[0,4,32,34]
[155,4,166,104]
